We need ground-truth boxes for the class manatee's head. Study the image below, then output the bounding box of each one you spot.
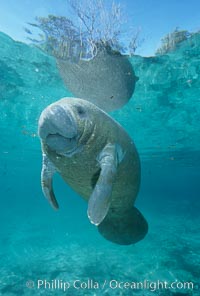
[38,98,94,157]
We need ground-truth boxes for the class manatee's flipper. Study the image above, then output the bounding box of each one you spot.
[98,207,148,245]
[87,143,125,226]
[41,153,59,210]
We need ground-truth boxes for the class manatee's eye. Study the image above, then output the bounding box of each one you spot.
[76,105,86,117]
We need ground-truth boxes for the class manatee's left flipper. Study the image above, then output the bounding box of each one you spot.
[88,143,125,226]
[41,153,59,210]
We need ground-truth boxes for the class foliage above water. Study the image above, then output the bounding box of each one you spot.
[156,28,200,55]
[26,0,142,61]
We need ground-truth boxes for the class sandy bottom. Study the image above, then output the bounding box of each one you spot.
[0,198,199,296]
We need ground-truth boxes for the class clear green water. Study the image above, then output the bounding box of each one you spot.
[0,32,199,295]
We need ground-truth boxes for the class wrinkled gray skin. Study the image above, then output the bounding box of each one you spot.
[38,98,148,245]
[57,50,138,112]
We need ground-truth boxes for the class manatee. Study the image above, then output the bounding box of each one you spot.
[57,48,139,112]
[38,98,148,245]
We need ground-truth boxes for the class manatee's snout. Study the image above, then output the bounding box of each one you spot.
[38,104,78,155]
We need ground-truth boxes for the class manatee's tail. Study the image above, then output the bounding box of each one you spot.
[98,207,148,245]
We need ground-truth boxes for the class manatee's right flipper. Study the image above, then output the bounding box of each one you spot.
[87,143,125,226]
[41,153,59,210]
[98,207,148,245]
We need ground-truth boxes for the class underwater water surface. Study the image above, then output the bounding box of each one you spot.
[0,31,200,296]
